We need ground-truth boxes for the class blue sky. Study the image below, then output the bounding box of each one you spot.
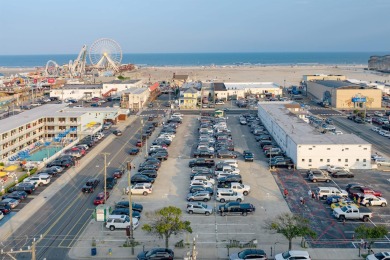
[0,0,389,54]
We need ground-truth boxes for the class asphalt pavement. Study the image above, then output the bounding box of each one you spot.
[0,116,142,260]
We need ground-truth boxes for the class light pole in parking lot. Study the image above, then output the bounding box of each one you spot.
[127,161,134,254]
[101,152,110,204]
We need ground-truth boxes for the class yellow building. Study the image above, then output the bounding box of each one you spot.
[303,74,346,82]
[307,80,382,109]
[179,87,198,109]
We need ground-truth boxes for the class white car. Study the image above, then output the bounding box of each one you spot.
[374,111,384,117]
[366,251,390,260]
[190,180,213,188]
[105,215,139,231]
[360,194,387,207]
[332,130,343,135]
[275,250,311,260]
[192,175,215,185]
[126,183,153,196]
[22,178,39,188]
[379,130,390,137]
[0,211,4,221]
[327,165,348,174]
[216,172,240,179]
[371,126,380,132]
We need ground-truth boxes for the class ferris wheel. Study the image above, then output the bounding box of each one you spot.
[89,38,122,72]
[45,60,59,77]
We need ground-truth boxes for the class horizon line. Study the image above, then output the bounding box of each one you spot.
[0,51,389,56]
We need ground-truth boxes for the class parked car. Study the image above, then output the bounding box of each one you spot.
[2,191,27,201]
[105,215,139,231]
[131,174,155,184]
[360,194,387,207]
[126,183,153,196]
[115,201,143,212]
[0,198,19,209]
[275,250,311,260]
[229,249,267,260]
[332,171,354,178]
[186,202,213,215]
[327,165,348,174]
[189,186,214,196]
[113,130,122,136]
[187,191,211,202]
[0,205,11,215]
[106,177,117,189]
[136,248,174,260]
[93,192,110,205]
[110,208,141,219]
[366,251,390,260]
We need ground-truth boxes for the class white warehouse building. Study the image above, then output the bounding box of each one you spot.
[257,101,372,170]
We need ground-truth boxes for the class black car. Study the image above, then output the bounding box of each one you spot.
[217,150,237,159]
[193,150,214,159]
[81,178,100,193]
[58,155,76,161]
[111,208,141,219]
[141,160,161,169]
[0,204,12,215]
[218,174,242,184]
[138,164,159,172]
[138,170,158,179]
[38,168,58,177]
[150,152,168,161]
[115,201,143,212]
[243,150,254,162]
[189,186,214,196]
[113,130,122,136]
[129,148,140,155]
[229,249,266,260]
[47,159,74,168]
[106,177,117,189]
[8,183,35,194]
[2,191,28,200]
[137,248,174,260]
[149,148,168,156]
[190,171,214,180]
[131,174,155,184]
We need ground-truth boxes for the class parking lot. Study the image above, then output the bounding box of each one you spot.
[108,114,291,258]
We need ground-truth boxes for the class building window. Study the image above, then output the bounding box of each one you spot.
[320,159,323,162]
[345,159,348,162]
[309,159,312,162]
[302,159,305,162]
[338,159,341,162]
[327,148,330,150]
[309,148,312,150]
[345,148,349,150]
[363,148,367,150]
[363,159,366,162]
[356,159,359,162]
[327,159,330,163]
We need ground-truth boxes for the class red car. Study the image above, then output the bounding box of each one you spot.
[112,169,124,179]
[136,140,145,147]
[71,147,86,155]
[93,192,110,205]
[349,187,382,198]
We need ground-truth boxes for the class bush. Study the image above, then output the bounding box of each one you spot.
[0,162,4,166]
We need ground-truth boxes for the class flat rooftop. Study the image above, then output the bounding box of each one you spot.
[106,79,141,84]
[313,80,360,89]
[258,101,370,145]
[225,82,280,90]
[63,84,102,89]
[123,87,148,94]
[0,104,119,133]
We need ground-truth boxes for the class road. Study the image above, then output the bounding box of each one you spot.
[331,116,390,156]
[1,118,144,260]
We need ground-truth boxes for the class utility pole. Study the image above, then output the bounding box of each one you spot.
[127,161,134,255]
[1,235,43,260]
[101,153,110,204]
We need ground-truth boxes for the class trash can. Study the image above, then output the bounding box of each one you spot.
[91,248,97,256]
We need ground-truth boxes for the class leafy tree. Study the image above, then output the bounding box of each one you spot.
[117,75,125,80]
[265,213,317,250]
[355,224,388,253]
[142,206,192,248]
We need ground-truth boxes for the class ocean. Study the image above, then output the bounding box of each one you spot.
[0,52,387,68]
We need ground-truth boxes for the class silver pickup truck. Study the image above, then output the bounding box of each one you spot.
[333,205,373,222]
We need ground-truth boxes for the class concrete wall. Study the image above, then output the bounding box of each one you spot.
[334,88,382,109]
[306,81,329,101]
[297,144,371,169]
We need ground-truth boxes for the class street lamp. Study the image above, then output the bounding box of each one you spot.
[127,161,134,254]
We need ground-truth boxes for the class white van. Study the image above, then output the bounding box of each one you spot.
[316,187,348,199]
[216,188,244,203]
[25,174,51,186]
[105,215,139,231]
[222,159,238,168]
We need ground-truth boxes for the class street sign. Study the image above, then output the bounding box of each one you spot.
[352,97,366,102]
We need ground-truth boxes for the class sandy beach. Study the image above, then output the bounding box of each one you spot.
[2,65,389,87]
